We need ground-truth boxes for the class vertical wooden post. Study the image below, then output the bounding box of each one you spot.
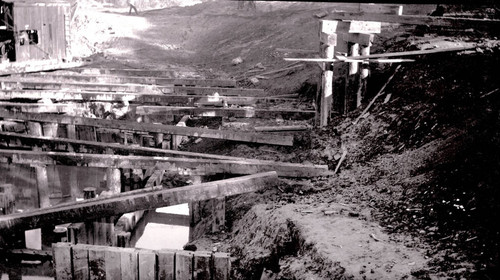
[106,168,121,194]
[212,252,231,280]
[67,124,77,139]
[105,247,122,279]
[212,197,225,233]
[138,249,157,280]
[193,251,212,280]
[176,250,194,280]
[346,42,360,112]
[53,242,73,280]
[72,244,90,280]
[318,21,337,127]
[359,45,371,106]
[120,248,139,280]
[158,249,176,280]
[88,246,106,279]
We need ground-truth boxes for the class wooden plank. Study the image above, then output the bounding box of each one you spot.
[52,242,73,280]
[326,12,500,31]
[0,79,172,94]
[193,251,211,280]
[135,106,315,120]
[89,246,107,280]
[120,248,139,280]
[0,89,297,106]
[173,86,264,96]
[254,125,310,132]
[105,247,122,280]
[138,249,157,280]
[212,252,231,280]
[158,249,176,280]
[0,149,331,178]
[0,101,73,114]
[320,20,381,34]
[175,250,194,280]
[0,172,279,232]
[68,68,180,77]
[212,197,225,233]
[72,244,90,280]
[0,111,294,146]
[14,73,237,87]
[0,131,254,162]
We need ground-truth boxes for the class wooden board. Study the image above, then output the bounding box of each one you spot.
[327,12,500,31]
[0,172,278,232]
[135,106,315,120]
[72,244,90,280]
[158,249,176,280]
[105,247,122,280]
[52,242,73,280]
[14,73,237,87]
[175,250,194,280]
[120,248,139,280]
[88,246,107,280]
[193,251,212,280]
[320,20,381,34]
[0,111,293,146]
[138,249,157,280]
[0,149,331,178]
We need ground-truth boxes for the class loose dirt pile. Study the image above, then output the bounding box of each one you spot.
[73,1,500,279]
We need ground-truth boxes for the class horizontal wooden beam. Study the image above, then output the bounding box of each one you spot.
[173,86,264,96]
[66,67,181,77]
[0,79,172,94]
[0,111,293,146]
[0,131,259,162]
[320,20,381,34]
[135,106,315,120]
[326,12,500,31]
[0,172,278,232]
[0,149,330,177]
[0,101,73,113]
[13,73,237,88]
[0,90,293,107]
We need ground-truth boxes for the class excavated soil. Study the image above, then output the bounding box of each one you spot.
[70,1,500,279]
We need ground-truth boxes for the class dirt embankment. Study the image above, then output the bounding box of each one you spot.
[73,1,500,279]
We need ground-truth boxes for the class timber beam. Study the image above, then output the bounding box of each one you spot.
[0,131,260,161]
[327,12,500,31]
[0,112,294,146]
[0,172,278,232]
[0,90,295,107]
[0,149,331,178]
[136,106,315,120]
[13,73,237,88]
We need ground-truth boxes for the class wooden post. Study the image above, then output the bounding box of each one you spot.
[68,222,86,245]
[212,252,231,280]
[105,247,122,279]
[359,45,371,107]
[172,115,190,150]
[158,249,176,280]
[176,250,194,280]
[120,248,138,280]
[212,197,225,233]
[193,251,212,280]
[52,242,73,280]
[318,21,337,127]
[346,42,360,112]
[67,124,76,139]
[88,246,106,279]
[138,249,157,280]
[72,244,90,280]
[54,227,68,243]
[107,168,121,194]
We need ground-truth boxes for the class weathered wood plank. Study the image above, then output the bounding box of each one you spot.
[67,67,180,77]
[0,131,253,161]
[14,73,237,87]
[173,86,264,96]
[212,197,225,233]
[212,252,231,280]
[0,101,73,113]
[193,251,212,280]
[52,242,73,280]
[105,247,122,280]
[158,249,176,280]
[0,149,330,178]
[89,246,107,280]
[320,20,381,34]
[0,111,293,146]
[0,89,296,106]
[0,172,279,232]
[138,249,157,280]
[136,106,315,120]
[0,79,172,94]
[254,125,310,132]
[73,244,90,280]
[327,12,500,31]
[175,250,194,280]
[120,248,139,280]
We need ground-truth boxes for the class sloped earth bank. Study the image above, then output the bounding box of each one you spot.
[75,1,500,279]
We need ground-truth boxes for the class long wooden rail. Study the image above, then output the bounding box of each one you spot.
[0,89,296,107]
[0,79,265,96]
[0,111,294,146]
[13,72,237,87]
[0,149,331,177]
[136,106,315,120]
[0,172,278,232]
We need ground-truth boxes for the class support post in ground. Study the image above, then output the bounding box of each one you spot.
[212,197,226,233]
[317,20,337,127]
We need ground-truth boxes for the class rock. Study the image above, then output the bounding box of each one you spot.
[250,77,259,85]
[232,57,243,65]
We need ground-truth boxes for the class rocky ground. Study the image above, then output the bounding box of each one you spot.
[72,1,500,279]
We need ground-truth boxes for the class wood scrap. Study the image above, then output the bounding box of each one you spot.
[353,65,402,125]
[334,148,348,174]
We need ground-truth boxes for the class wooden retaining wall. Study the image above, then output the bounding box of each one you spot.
[53,243,230,280]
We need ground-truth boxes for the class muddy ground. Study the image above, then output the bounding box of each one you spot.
[72,1,500,279]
